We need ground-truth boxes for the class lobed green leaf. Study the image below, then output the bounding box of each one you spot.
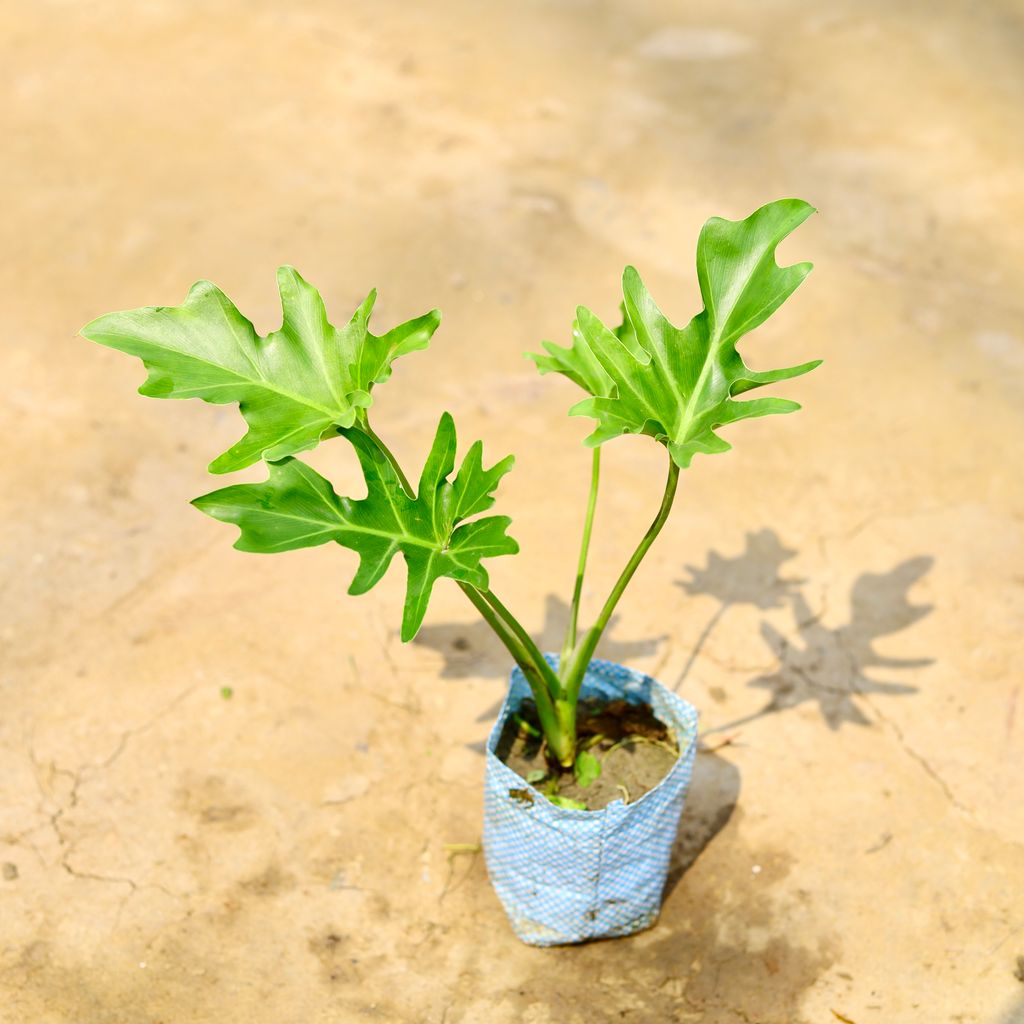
[529,198,821,467]
[192,413,517,641]
[81,267,439,474]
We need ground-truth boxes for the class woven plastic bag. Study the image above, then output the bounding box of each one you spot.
[483,656,699,946]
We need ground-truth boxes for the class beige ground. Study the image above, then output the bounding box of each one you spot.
[3,0,1023,1021]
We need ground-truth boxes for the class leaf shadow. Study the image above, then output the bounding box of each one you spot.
[680,527,804,610]
[674,528,804,690]
[680,531,935,733]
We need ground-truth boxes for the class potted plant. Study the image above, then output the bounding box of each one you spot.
[81,197,819,946]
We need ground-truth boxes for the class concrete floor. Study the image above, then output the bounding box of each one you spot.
[2,1,1023,1021]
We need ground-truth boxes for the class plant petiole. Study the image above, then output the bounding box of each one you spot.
[560,447,601,667]
[562,456,680,703]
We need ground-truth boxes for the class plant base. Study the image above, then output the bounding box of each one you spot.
[483,656,699,946]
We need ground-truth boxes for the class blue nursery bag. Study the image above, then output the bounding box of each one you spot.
[482,657,700,946]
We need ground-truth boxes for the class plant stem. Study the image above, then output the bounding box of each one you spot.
[456,582,526,662]
[359,418,416,498]
[480,589,561,700]
[457,582,569,762]
[563,456,681,703]
[560,447,601,669]
[356,416,572,763]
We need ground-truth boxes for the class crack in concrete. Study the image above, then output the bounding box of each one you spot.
[695,647,780,677]
[726,1010,755,1024]
[55,855,182,937]
[21,686,198,895]
[89,684,198,775]
[817,501,963,552]
[820,618,965,814]
[90,536,221,625]
[1,830,48,868]
[861,693,975,819]
[58,860,136,889]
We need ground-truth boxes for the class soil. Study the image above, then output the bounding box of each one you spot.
[495,699,681,810]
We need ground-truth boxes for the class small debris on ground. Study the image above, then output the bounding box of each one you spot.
[698,732,742,753]
[443,843,481,860]
[865,832,893,854]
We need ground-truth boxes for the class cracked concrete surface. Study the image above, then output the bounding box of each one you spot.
[2,0,1023,1021]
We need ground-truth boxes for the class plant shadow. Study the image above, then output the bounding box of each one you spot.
[663,748,740,900]
[419,530,934,752]
[999,999,1024,1024]
[679,531,935,733]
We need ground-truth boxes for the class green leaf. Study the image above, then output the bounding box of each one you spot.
[513,714,542,739]
[529,199,821,468]
[573,748,602,788]
[81,267,440,474]
[547,794,588,811]
[191,413,517,641]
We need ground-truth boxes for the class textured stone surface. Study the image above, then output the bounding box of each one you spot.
[2,1,1023,1021]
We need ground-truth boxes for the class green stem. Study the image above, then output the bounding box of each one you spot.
[481,589,561,700]
[562,456,680,704]
[457,583,569,762]
[560,447,601,669]
[359,418,416,498]
[456,582,525,662]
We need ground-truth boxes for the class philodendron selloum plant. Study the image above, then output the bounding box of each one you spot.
[83,197,817,815]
